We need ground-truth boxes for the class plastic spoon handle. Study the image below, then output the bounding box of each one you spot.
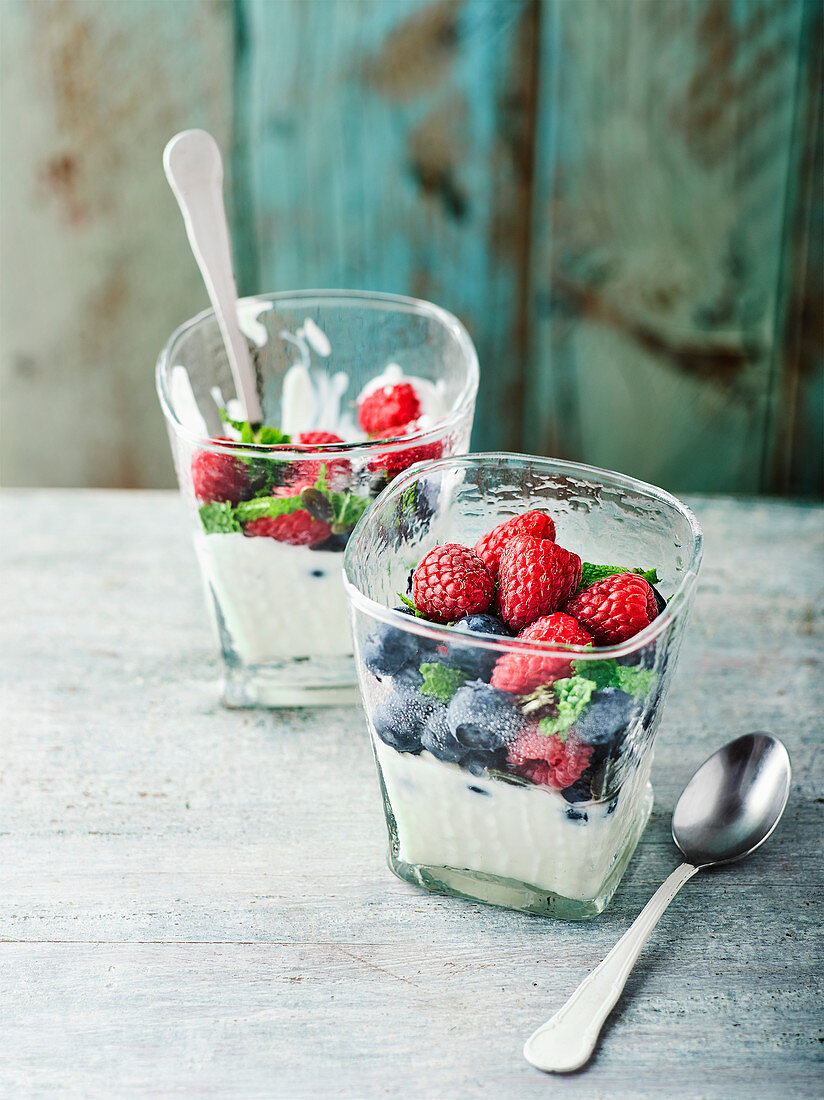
[163,130,262,423]
[524,862,699,1073]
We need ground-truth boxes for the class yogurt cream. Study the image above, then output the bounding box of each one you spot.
[374,739,654,903]
[196,533,351,664]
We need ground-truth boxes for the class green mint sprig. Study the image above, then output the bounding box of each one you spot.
[573,658,656,698]
[419,662,469,704]
[537,675,596,740]
[199,501,242,534]
[577,563,660,593]
[219,408,291,447]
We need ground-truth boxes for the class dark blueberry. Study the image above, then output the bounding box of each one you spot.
[361,607,425,678]
[369,472,390,497]
[310,569,324,578]
[652,585,667,616]
[617,642,656,669]
[446,613,512,681]
[310,533,350,553]
[420,707,464,764]
[571,687,634,752]
[446,681,522,767]
[371,689,432,754]
[565,807,588,823]
[561,774,594,804]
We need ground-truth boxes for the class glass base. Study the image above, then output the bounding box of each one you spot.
[220,657,360,708]
[386,783,654,920]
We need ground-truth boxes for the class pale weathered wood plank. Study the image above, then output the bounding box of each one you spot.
[0,489,822,1096]
[0,0,235,489]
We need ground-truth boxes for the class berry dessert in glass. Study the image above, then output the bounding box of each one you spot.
[156,290,478,707]
[344,454,702,919]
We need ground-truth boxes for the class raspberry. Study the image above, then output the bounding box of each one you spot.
[288,431,349,486]
[563,572,659,645]
[367,434,444,481]
[191,438,248,505]
[507,724,593,789]
[491,613,593,694]
[497,537,582,632]
[474,511,556,581]
[358,382,421,435]
[244,510,330,546]
[412,543,493,624]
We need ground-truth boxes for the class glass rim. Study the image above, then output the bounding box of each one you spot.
[155,288,480,458]
[343,451,704,662]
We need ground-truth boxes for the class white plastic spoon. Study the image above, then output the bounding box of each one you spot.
[163,129,262,423]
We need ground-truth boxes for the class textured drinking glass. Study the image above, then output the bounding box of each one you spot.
[344,454,702,919]
[156,290,478,707]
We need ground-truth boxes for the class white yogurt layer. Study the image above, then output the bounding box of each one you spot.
[374,741,653,902]
[195,533,351,664]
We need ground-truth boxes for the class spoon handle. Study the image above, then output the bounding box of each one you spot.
[163,130,262,423]
[524,862,699,1073]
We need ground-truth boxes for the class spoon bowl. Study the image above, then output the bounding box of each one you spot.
[673,732,792,867]
[524,732,792,1073]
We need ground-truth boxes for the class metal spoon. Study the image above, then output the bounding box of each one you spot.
[524,732,791,1074]
[163,129,262,423]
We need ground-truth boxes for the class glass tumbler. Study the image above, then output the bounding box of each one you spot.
[156,290,478,707]
[344,454,702,918]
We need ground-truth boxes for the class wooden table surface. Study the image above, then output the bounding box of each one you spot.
[2,490,822,1099]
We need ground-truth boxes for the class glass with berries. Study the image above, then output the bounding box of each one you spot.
[156,290,478,706]
[344,454,702,919]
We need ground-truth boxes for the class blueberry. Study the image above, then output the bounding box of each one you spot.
[371,689,432,754]
[310,569,324,578]
[420,707,463,764]
[446,613,512,681]
[310,532,349,553]
[445,681,522,768]
[361,607,431,678]
[572,687,634,752]
[566,807,588,823]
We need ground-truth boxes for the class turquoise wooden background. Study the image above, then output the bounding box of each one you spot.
[1,0,821,495]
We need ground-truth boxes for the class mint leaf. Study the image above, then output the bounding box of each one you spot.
[577,563,660,593]
[397,592,429,619]
[538,675,596,740]
[236,495,305,522]
[218,408,290,446]
[329,490,370,531]
[199,501,242,534]
[573,658,657,698]
[419,662,468,704]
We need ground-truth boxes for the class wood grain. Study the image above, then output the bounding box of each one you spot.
[1,489,822,1097]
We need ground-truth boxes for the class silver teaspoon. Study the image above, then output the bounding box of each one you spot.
[524,732,791,1074]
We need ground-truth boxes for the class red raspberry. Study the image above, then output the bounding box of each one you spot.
[367,435,444,481]
[191,438,248,505]
[288,431,349,486]
[507,725,593,789]
[497,537,582,632]
[358,382,421,435]
[491,614,593,694]
[412,543,493,624]
[474,511,556,581]
[244,510,330,546]
[563,572,659,645]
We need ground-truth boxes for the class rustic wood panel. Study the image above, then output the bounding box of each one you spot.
[0,0,235,489]
[1,490,822,1095]
[525,0,818,495]
[235,0,538,454]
